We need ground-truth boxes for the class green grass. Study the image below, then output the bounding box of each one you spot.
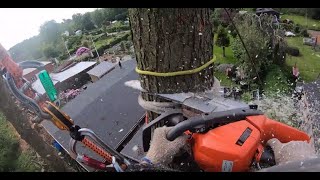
[213,34,238,87]
[286,36,320,82]
[263,65,293,96]
[0,112,42,172]
[281,14,320,31]
[214,34,237,64]
[214,71,236,87]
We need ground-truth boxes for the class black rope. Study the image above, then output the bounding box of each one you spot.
[223,8,262,86]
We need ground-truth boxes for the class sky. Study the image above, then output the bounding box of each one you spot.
[0,8,97,50]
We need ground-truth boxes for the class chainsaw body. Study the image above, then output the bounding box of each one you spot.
[192,115,310,172]
[143,108,310,172]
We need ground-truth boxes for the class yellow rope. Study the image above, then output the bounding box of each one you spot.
[135,55,216,77]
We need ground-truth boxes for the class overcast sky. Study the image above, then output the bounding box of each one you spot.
[0,8,97,50]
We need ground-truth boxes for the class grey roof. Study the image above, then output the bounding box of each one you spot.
[86,61,116,78]
[31,62,96,95]
[52,61,96,82]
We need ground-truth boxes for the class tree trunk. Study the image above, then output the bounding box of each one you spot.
[128,8,214,120]
[0,78,75,172]
[223,47,226,57]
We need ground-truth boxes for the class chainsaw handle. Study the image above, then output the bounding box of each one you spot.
[166,108,263,141]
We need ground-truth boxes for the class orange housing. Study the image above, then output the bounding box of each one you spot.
[192,115,310,172]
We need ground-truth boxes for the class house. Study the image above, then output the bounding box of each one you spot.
[23,61,54,83]
[32,61,96,96]
[256,8,280,19]
[75,30,82,36]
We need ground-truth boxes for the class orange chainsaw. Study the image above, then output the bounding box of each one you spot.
[142,107,310,172]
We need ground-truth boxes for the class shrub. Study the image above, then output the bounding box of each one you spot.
[300,29,309,37]
[294,24,301,34]
[286,46,300,56]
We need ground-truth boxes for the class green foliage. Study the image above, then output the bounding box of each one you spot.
[91,9,105,28]
[281,14,320,31]
[0,113,19,171]
[81,12,95,31]
[286,36,320,82]
[294,24,301,34]
[231,13,287,84]
[9,36,42,61]
[263,65,293,96]
[42,44,59,58]
[300,29,309,37]
[96,33,130,55]
[286,46,300,56]
[39,20,61,44]
[9,8,128,62]
[214,33,237,65]
[216,26,230,48]
[280,8,320,20]
[211,8,237,32]
[106,25,130,33]
[0,113,41,172]
[120,42,125,51]
[241,92,252,103]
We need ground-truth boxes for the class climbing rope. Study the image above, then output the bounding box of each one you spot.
[135,56,216,77]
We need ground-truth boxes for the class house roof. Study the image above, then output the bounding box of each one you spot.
[22,61,53,76]
[31,61,96,95]
[51,61,96,82]
[87,61,116,78]
[23,68,37,76]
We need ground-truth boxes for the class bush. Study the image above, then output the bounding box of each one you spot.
[286,46,300,56]
[300,29,309,37]
[294,24,301,34]
[96,33,130,55]
[58,53,69,61]
[105,25,130,33]
[241,92,252,103]
[281,23,294,31]
[0,113,20,171]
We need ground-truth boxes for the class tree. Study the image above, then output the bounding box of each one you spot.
[231,13,287,84]
[91,9,105,28]
[120,42,125,51]
[39,20,60,44]
[72,13,83,30]
[81,13,95,31]
[215,25,230,57]
[128,8,214,118]
[42,44,59,58]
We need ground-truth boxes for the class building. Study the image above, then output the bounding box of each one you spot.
[23,61,54,83]
[32,61,96,96]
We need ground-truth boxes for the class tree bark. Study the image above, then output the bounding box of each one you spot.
[223,47,226,57]
[128,8,214,94]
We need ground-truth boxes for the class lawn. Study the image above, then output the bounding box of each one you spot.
[0,112,42,172]
[213,34,237,64]
[286,36,320,82]
[213,34,238,86]
[281,14,320,31]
